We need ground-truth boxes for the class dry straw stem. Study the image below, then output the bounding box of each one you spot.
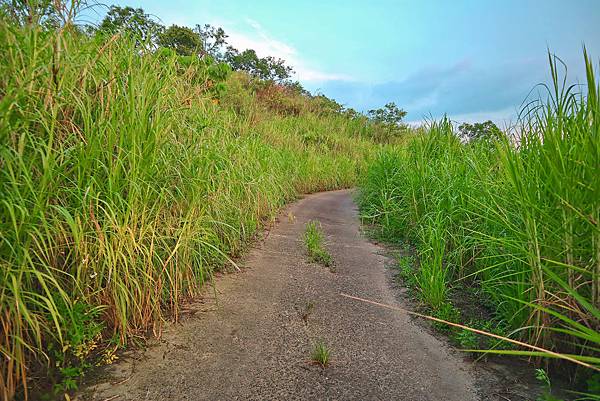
[340,293,600,372]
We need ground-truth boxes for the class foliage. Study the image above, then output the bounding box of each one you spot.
[97,6,295,83]
[366,102,409,143]
[194,23,295,82]
[98,5,163,46]
[283,80,311,96]
[431,303,461,332]
[536,368,552,388]
[458,120,502,142]
[158,24,202,56]
[395,255,419,289]
[368,102,407,126]
[415,212,448,309]
[196,23,228,60]
[358,52,600,389]
[0,12,376,399]
[225,48,294,82]
[311,94,345,115]
[0,0,61,27]
[48,299,104,394]
[454,328,479,349]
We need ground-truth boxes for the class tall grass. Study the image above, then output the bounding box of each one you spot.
[359,53,600,386]
[0,22,373,398]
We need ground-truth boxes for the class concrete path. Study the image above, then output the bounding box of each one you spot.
[82,190,478,401]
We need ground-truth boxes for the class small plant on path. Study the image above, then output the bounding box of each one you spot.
[304,220,333,267]
[311,340,331,368]
[301,301,315,323]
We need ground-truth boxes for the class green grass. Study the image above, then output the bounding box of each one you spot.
[310,340,331,368]
[415,212,448,310]
[358,51,600,391]
[3,3,598,399]
[304,221,333,267]
[0,21,374,399]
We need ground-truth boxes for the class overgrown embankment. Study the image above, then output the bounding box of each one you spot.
[0,24,375,398]
[358,55,600,395]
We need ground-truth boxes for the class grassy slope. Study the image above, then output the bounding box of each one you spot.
[358,55,600,391]
[0,25,376,398]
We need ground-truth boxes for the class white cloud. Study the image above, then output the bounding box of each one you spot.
[215,18,353,83]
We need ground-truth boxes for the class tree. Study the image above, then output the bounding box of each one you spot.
[309,93,344,115]
[96,7,294,82]
[458,120,502,142]
[195,24,294,81]
[225,48,293,82]
[99,6,163,45]
[368,102,407,126]
[283,80,310,96]
[196,24,228,60]
[366,102,408,143]
[1,0,61,27]
[158,25,202,56]
[262,55,294,81]
[343,107,362,120]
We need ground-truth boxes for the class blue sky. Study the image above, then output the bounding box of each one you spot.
[94,1,600,125]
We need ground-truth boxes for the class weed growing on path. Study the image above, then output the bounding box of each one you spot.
[311,341,331,368]
[301,301,315,323]
[304,221,333,267]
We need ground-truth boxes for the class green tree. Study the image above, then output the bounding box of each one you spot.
[196,24,228,60]
[99,6,163,45]
[1,0,61,27]
[225,48,293,82]
[366,102,408,143]
[158,24,202,56]
[458,120,502,142]
[283,80,310,96]
[343,107,362,120]
[368,102,407,126]
[311,93,344,115]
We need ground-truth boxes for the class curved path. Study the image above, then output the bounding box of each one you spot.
[82,190,478,401]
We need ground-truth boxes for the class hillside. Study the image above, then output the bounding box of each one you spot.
[1,2,599,400]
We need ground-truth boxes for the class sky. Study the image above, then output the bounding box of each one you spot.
[89,1,600,125]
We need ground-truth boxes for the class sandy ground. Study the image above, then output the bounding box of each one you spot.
[79,190,482,401]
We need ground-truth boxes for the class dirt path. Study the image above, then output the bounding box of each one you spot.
[81,190,480,401]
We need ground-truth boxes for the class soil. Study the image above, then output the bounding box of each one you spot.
[78,189,541,401]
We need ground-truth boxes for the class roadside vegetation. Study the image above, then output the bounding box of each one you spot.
[359,53,600,396]
[0,2,396,399]
[304,221,333,268]
[3,1,596,400]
